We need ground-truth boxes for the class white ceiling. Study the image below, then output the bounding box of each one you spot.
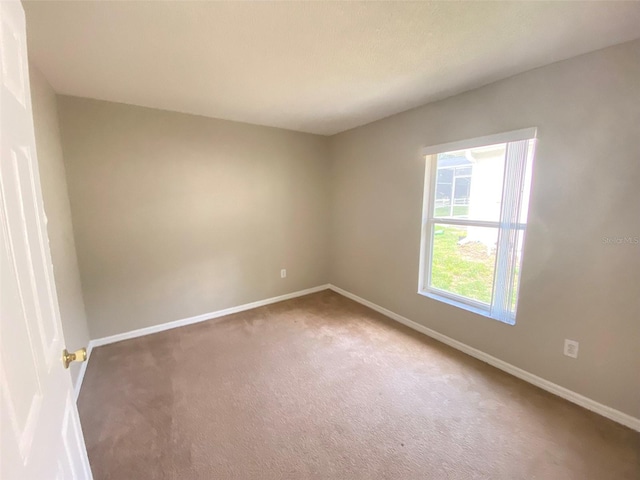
[24,1,640,136]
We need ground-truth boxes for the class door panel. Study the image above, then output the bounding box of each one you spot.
[1,1,92,478]
[1,144,47,466]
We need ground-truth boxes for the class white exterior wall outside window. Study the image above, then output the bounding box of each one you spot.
[419,128,537,324]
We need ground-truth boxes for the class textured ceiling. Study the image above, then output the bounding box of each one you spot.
[23,1,640,135]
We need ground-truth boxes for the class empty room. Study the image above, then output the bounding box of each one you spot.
[1,1,639,479]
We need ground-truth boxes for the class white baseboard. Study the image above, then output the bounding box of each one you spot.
[74,284,331,399]
[73,281,639,431]
[74,343,93,400]
[328,284,640,432]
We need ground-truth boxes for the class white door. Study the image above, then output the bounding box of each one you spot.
[0,1,93,478]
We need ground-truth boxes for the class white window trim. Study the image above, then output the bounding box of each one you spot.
[421,127,537,157]
[418,128,537,325]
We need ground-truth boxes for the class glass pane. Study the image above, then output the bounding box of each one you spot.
[430,224,498,304]
[454,176,471,199]
[456,165,472,177]
[433,144,506,221]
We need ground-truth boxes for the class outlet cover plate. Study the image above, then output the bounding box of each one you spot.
[564,339,579,358]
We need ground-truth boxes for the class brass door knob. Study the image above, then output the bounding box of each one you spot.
[62,347,87,369]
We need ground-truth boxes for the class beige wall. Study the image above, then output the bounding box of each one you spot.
[328,40,640,418]
[29,64,90,385]
[57,97,330,339]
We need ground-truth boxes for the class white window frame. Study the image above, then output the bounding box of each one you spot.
[418,128,537,325]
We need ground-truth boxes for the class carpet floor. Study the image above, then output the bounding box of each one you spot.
[78,290,639,479]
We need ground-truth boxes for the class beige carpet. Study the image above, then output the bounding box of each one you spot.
[78,290,639,479]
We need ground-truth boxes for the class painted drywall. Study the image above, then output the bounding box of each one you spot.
[29,64,90,384]
[57,98,330,339]
[328,39,640,418]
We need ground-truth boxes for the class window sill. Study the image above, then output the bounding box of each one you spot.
[417,289,515,326]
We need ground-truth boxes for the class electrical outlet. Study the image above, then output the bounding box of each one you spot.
[280,269,287,278]
[564,339,579,359]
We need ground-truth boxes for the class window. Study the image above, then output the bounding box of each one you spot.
[418,128,537,324]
